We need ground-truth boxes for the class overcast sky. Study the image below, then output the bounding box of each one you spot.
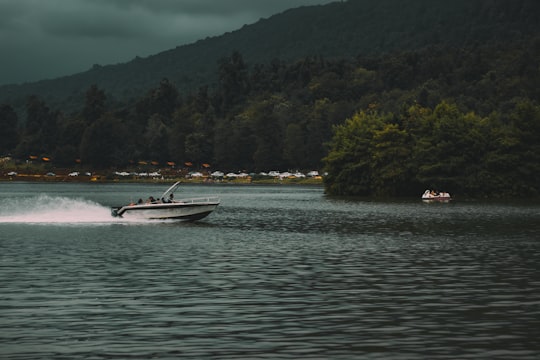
[0,0,335,86]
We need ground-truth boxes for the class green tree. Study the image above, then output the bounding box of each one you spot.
[40,110,60,156]
[216,51,249,114]
[480,111,523,195]
[506,100,540,194]
[213,116,238,169]
[79,113,130,168]
[283,123,305,168]
[53,145,79,166]
[16,96,54,157]
[135,79,180,130]
[57,116,86,148]
[24,96,49,137]
[144,114,170,164]
[149,78,179,120]
[323,111,386,196]
[371,123,412,195]
[435,103,488,193]
[0,104,19,154]
[184,113,214,165]
[82,85,106,124]
[250,99,284,171]
[304,98,347,169]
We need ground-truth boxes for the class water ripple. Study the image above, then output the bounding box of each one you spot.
[1,184,539,359]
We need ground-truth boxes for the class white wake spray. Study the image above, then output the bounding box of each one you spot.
[0,194,147,224]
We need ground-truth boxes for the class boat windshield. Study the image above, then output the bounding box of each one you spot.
[160,181,181,200]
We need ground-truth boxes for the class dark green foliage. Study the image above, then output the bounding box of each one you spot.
[324,101,540,197]
[1,0,539,197]
[79,113,131,168]
[82,85,106,124]
[144,114,171,164]
[324,111,386,196]
[13,96,59,158]
[0,104,19,154]
[2,0,539,109]
[283,123,304,167]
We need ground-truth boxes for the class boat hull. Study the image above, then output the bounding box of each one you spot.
[422,197,452,202]
[112,199,219,221]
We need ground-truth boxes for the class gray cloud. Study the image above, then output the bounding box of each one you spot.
[0,0,334,85]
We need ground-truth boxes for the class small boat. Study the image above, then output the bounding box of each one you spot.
[422,189,452,202]
[111,181,219,220]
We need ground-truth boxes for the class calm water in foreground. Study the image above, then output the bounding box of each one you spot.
[0,182,539,359]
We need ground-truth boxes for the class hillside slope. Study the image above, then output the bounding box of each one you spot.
[1,0,539,109]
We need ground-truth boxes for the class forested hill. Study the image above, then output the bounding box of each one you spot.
[1,0,539,109]
[2,0,540,197]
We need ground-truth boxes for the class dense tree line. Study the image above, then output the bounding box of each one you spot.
[1,37,539,196]
[324,101,540,197]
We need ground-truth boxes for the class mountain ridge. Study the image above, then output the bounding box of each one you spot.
[1,0,539,110]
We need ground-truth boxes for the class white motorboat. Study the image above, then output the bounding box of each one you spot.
[422,189,452,202]
[111,181,219,220]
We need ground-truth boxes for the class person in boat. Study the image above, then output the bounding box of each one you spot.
[147,196,157,203]
[161,193,174,203]
[137,198,143,204]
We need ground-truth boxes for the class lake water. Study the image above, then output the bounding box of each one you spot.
[1,182,539,359]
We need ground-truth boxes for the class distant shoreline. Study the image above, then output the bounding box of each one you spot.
[0,173,324,186]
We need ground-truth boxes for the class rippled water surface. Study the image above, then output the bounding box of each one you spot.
[1,182,539,359]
